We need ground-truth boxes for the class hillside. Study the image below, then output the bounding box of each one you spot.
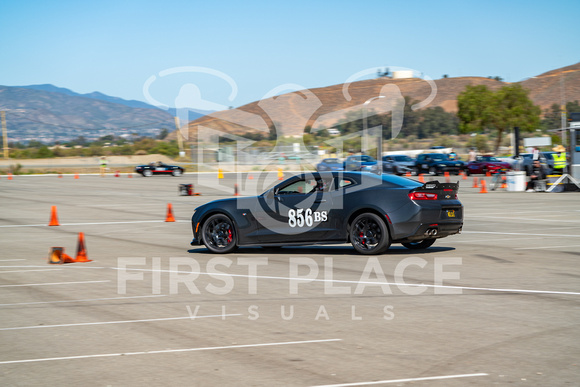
[0,86,176,143]
[182,63,580,141]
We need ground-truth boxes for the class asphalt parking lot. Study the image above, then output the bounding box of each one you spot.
[0,172,579,386]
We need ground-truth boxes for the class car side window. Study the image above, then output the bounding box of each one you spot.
[338,178,355,188]
[278,178,329,195]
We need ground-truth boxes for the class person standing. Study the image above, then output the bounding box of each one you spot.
[468,148,477,162]
[552,145,567,175]
[99,156,108,177]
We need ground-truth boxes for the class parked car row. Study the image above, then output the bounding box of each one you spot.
[317,153,520,176]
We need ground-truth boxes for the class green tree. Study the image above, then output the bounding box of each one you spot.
[458,84,540,152]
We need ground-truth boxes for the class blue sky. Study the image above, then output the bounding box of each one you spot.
[0,0,578,110]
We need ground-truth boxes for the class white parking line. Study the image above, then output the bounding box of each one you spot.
[115,267,580,296]
[467,215,580,223]
[0,338,342,365]
[514,244,580,250]
[0,313,242,331]
[312,373,489,386]
[0,280,109,288]
[0,259,26,262]
[0,269,62,274]
[0,294,166,306]
[463,231,580,238]
[0,220,189,228]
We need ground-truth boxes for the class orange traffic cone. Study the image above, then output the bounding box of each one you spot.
[74,173,79,179]
[115,171,120,177]
[48,247,75,264]
[248,173,254,180]
[277,168,284,180]
[234,184,239,196]
[501,176,507,189]
[486,170,491,177]
[8,173,13,180]
[58,174,63,178]
[48,206,60,226]
[418,174,425,183]
[444,171,450,183]
[462,171,468,180]
[165,203,176,222]
[472,176,479,188]
[405,171,411,177]
[128,173,132,178]
[479,179,488,193]
[74,232,92,262]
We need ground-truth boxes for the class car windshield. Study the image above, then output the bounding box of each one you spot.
[429,154,446,161]
[324,158,340,163]
[481,156,499,162]
[392,155,413,162]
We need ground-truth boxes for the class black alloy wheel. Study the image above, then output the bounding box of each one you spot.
[401,239,436,250]
[349,213,390,254]
[202,214,238,253]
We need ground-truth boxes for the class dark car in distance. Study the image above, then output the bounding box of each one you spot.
[414,153,465,176]
[135,162,184,177]
[465,155,511,175]
[316,158,344,172]
[190,172,463,255]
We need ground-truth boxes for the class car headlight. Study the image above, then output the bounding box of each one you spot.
[438,164,446,167]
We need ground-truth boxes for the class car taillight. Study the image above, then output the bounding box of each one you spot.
[408,192,438,200]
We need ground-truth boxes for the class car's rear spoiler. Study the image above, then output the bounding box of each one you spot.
[410,180,459,200]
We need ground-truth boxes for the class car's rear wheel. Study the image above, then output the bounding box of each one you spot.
[401,239,436,250]
[350,213,390,254]
[172,169,182,177]
[429,166,438,176]
[143,170,153,177]
[202,214,237,253]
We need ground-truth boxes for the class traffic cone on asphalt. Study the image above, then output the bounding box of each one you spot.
[58,174,63,178]
[248,173,254,180]
[472,177,479,188]
[486,170,491,177]
[479,179,488,193]
[48,206,60,226]
[444,171,450,183]
[128,173,133,178]
[277,168,284,180]
[8,173,13,180]
[115,171,120,177]
[74,232,92,262]
[218,169,224,179]
[234,184,239,196]
[461,171,467,180]
[501,176,507,189]
[405,171,411,177]
[165,203,176,222]
[74,173,79,179]
[418,174,425,183]
[48,247,75,264]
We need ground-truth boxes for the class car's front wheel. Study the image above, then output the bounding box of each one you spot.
[401,239,436,250]
[172,169,182,177]
[142,170,153,177]
[202,214,238,253]
[349,213,390,254]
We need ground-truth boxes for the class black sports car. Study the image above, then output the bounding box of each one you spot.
[414,153,465,176]
[190,172,463,254]
[135,162,184,177]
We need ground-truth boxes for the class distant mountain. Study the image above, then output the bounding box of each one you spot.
[16,84,159,110]
[16,84,210,121]
[0,86,177,143]
[181,63,580,139]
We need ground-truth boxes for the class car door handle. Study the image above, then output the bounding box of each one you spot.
[314,199,326,203]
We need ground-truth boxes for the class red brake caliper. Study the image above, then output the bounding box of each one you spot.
[227,229,232,243]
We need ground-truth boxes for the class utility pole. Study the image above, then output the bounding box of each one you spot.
[173,116,185,157]
[561,74,567,146]
[1,111,8,159]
